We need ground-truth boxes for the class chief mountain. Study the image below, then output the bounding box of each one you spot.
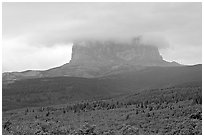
[3,37,181,82]
[2,37,201,111]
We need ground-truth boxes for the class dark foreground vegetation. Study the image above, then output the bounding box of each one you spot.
[2,84,202,135]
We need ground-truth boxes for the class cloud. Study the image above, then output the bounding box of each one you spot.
[2,38,72,72]
[160,45,202,65]
[2,2,202,71]
[3,3,201,47]
[138,33,170,49]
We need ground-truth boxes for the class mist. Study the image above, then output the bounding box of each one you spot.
[2,2,202,72]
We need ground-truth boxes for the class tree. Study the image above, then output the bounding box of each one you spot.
[192,94,202,105]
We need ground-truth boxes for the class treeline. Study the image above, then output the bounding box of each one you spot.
[36,87,201,114]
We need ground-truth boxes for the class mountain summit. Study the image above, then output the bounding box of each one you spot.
[3,37,181,82]
[70,38,164,66]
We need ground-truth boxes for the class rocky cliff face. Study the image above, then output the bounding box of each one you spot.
[3,37,181,82]
[70,39,164,66]
[43,38,180,78]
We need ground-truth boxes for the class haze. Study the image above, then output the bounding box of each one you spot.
[2,2,202,72]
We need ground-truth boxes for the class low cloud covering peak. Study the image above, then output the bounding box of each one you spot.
[2,2,202,72]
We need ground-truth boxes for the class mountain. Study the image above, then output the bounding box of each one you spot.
[3,64,201,111]
[2,37,202,135]
[3,37,181,82]
[2,36,201,111]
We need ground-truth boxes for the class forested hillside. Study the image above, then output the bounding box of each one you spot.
[2,82,202,135]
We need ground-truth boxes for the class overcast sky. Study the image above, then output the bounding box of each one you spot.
[2,2,202,72]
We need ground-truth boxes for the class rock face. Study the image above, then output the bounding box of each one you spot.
[3,37,181,82]
[42,38,180,78]
[70,39,164,66]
